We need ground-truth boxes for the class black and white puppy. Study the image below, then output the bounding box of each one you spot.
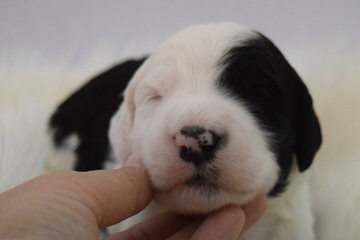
[50,23,321,239]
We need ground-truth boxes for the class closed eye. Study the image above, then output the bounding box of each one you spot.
[145,94,162,103]
[136,84,163,105]
[149,95,162,101]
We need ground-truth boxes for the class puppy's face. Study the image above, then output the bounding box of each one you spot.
[109,23,321,213]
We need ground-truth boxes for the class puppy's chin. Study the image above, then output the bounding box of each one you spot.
[153,184,258,214]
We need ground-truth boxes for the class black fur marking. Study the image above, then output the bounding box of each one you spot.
[218,32,322,196]
[49,58,146,171]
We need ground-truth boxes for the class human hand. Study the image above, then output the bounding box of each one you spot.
[105,195,267,240]
[0,155,267,240]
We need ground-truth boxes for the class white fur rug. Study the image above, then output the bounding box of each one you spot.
[1,44,359,239]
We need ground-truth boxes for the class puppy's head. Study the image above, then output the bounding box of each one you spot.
[109,23,322,213]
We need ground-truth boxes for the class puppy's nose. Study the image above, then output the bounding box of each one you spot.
[174,126,223,165]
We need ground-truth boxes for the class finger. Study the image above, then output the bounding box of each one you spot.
[67,154,153,228]
[103,213,193,240]
[168,206,245,240]
[191,206,245,240]
[167,219,203,240]
[241,195,268,233]
[168,195,267,240]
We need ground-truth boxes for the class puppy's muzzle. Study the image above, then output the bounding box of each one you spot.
[174,126,224,166]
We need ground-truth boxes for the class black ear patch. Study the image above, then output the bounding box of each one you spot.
[218,32,322,195]
[294,82,322,172]
[49,58,146,171]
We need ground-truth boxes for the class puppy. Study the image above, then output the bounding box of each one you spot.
[50,23,321,239]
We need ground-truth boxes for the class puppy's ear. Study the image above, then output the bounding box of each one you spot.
[219,32,322,175]
[253,34,322,173]
[293,80,322,172]
[49,57,146,171]
[259,34,322,172]
[247,33,322,172]
[261,38,322,172]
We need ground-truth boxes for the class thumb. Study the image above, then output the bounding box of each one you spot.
[70,155,153,228]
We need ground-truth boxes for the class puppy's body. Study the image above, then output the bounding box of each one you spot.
[47,23,358,239]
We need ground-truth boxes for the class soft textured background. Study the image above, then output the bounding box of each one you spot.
[1,1,360,239]
[1,0,360,65]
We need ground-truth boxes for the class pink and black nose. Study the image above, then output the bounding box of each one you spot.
[174,126,224,166]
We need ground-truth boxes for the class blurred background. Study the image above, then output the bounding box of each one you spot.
[1,0,359,65]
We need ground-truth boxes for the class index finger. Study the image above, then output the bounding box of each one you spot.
[72,155,153,228]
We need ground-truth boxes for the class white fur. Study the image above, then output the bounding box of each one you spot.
[110,23,278,214]
[1,23,360,240]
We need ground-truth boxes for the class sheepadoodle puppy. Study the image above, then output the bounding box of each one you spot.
[50,23,322,239]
